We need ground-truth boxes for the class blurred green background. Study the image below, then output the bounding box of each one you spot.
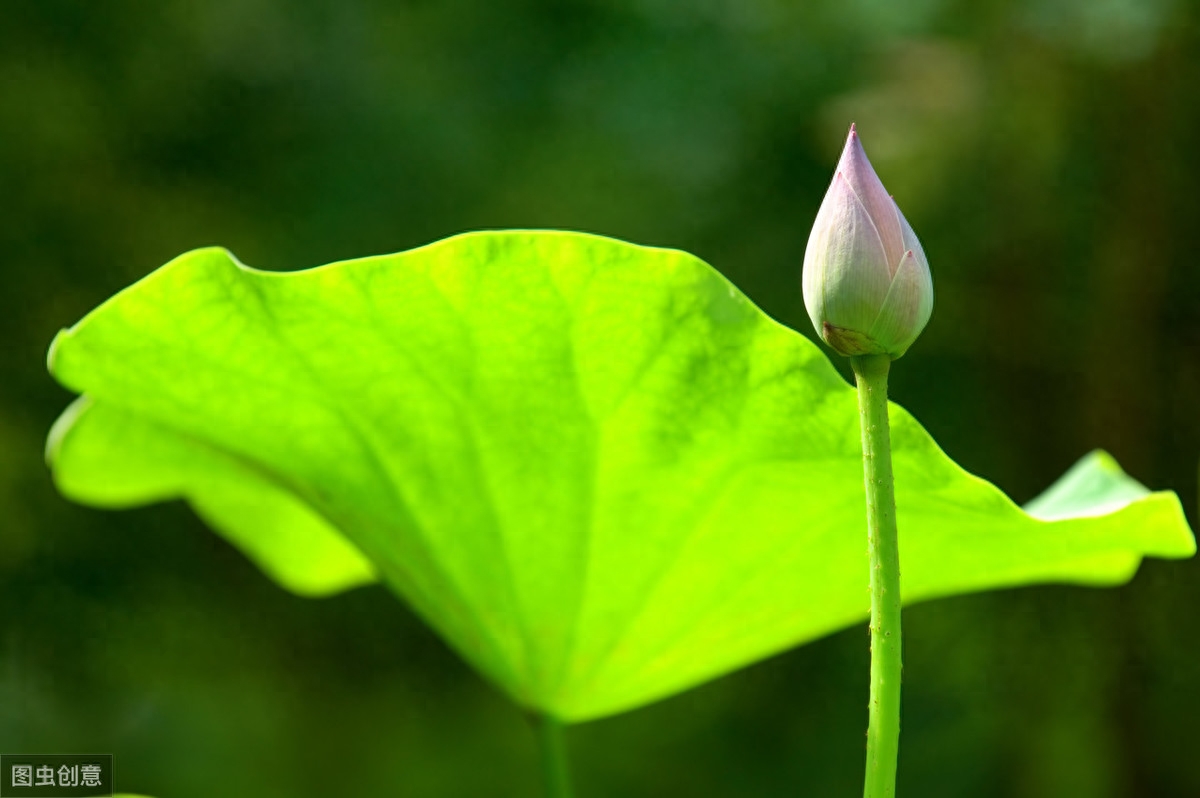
[2,1,1199,796]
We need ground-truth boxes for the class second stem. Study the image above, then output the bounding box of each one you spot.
[851,353,903,798]
[533,713,574,798]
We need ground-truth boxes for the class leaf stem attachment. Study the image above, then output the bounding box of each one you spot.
[531,712,575,798]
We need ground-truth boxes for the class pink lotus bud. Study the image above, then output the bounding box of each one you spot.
[802,124,933,359]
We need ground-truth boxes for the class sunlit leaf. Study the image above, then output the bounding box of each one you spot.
[1023,449,1152,521]
[48,397,376,596]
[46,231,1195,721]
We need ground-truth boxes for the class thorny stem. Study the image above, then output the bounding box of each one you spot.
[851,354,903,798]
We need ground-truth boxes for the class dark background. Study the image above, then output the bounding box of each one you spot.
[2,1,1199,796]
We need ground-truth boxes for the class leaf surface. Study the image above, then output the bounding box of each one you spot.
[46,231,1195,721]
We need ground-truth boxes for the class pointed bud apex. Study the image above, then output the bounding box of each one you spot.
[802,124,933,359]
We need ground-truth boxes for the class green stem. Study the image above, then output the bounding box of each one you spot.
[850,354,903,798]
[532,713,575,798]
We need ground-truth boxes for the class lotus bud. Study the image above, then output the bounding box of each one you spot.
[802,124,933,359]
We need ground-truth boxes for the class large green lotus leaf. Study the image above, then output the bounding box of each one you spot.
[45,231,1194,722]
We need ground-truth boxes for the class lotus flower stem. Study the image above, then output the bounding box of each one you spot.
[851,353,903,798]
[532,713,575,798]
